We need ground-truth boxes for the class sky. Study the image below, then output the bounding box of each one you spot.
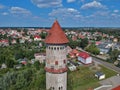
[0,0,120,27]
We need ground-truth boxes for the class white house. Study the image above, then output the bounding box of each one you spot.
[34,35,41,41]
[95,72,105,80]
[78,52,92,64]
[34,53,46,63]
[117,55,120,60]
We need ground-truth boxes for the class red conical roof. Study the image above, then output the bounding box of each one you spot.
[45,20,69,44]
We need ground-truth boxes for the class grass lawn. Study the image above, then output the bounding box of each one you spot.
[67,65,117,90]
[99,65,117,78]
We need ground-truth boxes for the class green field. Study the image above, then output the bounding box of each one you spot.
[67,65,117,90]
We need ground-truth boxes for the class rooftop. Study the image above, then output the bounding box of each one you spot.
[45,20,69,44]
[78,52,90,59]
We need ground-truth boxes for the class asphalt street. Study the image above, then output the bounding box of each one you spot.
[93,57,120,74]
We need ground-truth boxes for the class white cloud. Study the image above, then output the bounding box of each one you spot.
[85,11,110,18]
[67,0,76,3]
[10,7,31,15]
[49,8,82,20]
[49,8,80,17]
[0,4,5,9]
[31,0,62,8]
[81,1,106,9]
[113,10,119,13]
[2,12,8,15]
[111,13,120,18]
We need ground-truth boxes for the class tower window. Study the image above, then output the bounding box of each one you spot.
[51,47,53,50]
[55,61,58,65]
[54,47,56,50]
[49,47,50,49]
[61,87,63,90]
[60,47,62,50]
[57,47,59,50]
[63,60,66,64]
[50,87,54,90]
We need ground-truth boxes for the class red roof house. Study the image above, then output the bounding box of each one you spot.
[95,41,102,46]
[34,35,41,41]
[21,61,27,65]
[0,39,9,46]
[78,52,92,64]
[69,49,80,58]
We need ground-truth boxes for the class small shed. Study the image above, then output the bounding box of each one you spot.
[68,65,76,71]
[95,72,105,80]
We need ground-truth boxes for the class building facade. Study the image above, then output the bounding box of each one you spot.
[45,20,69,90]
[78,52,92,64]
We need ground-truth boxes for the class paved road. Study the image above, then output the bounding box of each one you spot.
[92,57,120,74]
[76,47,120,74]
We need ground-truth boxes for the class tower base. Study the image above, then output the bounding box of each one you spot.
[46,72,67,90]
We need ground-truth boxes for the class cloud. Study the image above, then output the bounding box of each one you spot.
[81,1,106,9]
[49,8,82,21]
[49,8,80,17]
[10,7,31,15]
[67,0,76,3]
[2,12,8,15]
[0,4,5,9]
[113,10,119,13]
[93,11,109,17]
[31,0,62,8]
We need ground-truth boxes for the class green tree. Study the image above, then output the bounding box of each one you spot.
[109,49,120,63]
[40,32,47,39]
[80,38,89,49]
[34,61,40,70]
[68,40,80,49]
[96,36,102,41]
[86,44,100,55]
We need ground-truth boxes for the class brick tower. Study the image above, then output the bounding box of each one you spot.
[45,20,69,90]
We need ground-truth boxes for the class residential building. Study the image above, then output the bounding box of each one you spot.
[78,52,92,64]
[34,53,46,63]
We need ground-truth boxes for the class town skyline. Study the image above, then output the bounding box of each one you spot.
[0,0,120,27]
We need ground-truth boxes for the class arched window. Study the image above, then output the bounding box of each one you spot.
[60,47,62,50]
[58,86,63,90]
[51,47,53,50]
[50,87,54,90]
[61,86,63,90]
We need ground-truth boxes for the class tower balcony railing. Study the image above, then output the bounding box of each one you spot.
[45,67,67,74]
